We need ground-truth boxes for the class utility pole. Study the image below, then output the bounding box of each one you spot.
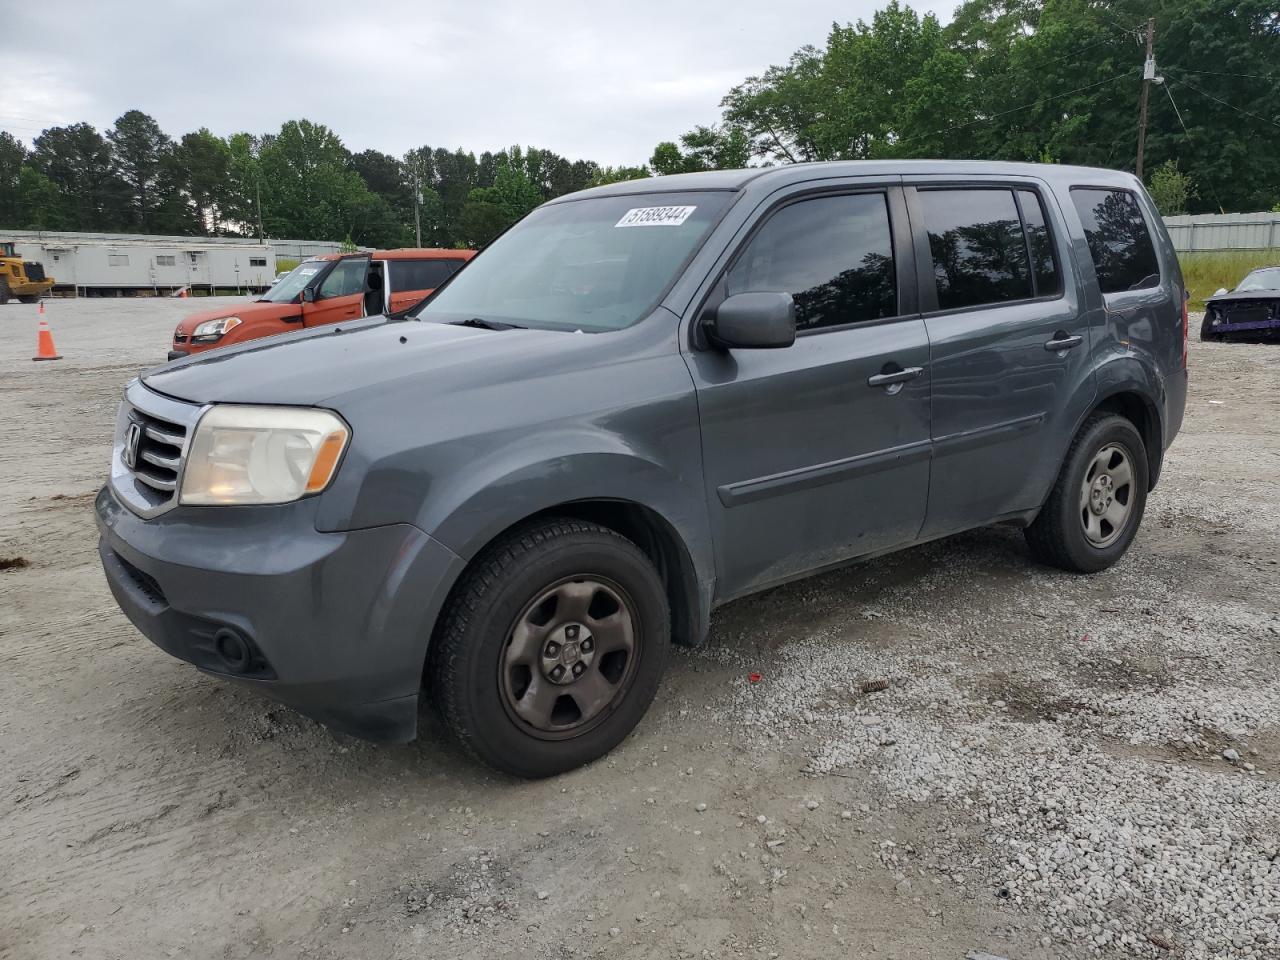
[1135,17,1156,181]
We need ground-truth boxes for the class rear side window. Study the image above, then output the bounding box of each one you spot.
[920,189,1031,310]
[727,192,896,332]
[1070,188,1160,293]
[392,258,465,293]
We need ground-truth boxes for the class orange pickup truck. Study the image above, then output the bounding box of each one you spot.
[169,248,474,359]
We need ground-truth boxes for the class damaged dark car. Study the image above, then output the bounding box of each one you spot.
[1201,266,1280,342]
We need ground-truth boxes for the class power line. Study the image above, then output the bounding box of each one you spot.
[925,70,1138,139]
[1164,70,1280,130]
[1162,81,1227,214]
[1168,67,1277,81]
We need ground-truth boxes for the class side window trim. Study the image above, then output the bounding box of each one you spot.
[904,183,1068,317]
[695,184,917,343]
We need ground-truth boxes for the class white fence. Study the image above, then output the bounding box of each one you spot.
[1163,212,1280,252]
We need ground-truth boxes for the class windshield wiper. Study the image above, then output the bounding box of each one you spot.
[451,317,525,331]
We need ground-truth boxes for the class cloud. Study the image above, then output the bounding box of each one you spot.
[0,0,950,165]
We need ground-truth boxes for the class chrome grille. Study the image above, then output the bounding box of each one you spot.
[110,381,203,518]
[130,411,185,495]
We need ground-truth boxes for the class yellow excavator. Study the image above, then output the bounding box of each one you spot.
[0,241,55,303]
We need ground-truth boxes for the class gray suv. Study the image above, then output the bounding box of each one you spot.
[97,161,1188,777]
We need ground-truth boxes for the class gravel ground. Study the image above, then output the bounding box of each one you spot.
[1,296,1277,960]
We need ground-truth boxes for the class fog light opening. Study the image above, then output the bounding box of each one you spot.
[213,628,252,674]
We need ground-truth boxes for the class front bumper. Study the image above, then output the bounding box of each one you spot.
[167,348,189,361]
[95,484,465,741]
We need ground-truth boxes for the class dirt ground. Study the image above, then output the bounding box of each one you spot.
[1,297,1277,960]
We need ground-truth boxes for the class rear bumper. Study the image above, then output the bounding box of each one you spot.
[95,485,466,741]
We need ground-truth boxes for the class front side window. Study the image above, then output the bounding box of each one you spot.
[392,259,465,292]
[260,260,325,303]
[1070,188,1160,293]
[318,257,369,299]
[727,193,897,332]
[418,191,731,332]
[921,189,1031,310]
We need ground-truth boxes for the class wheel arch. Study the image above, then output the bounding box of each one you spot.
[427,493,711,675]
[1091,389,1162,489]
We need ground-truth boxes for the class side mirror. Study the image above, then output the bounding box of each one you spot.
[301,287,316,303]
[707,292,796,349]
[1213,287,1228,297]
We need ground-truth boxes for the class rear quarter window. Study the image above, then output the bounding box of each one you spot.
[1070,188,1161,293]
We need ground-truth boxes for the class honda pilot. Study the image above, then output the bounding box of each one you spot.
[97,161,1188,778]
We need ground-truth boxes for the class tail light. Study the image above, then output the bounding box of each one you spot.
[1181,291,1189,370]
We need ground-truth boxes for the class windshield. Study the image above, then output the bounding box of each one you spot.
[417,191,732,331]
[260,259,328,303]
[1237,267,1280,292]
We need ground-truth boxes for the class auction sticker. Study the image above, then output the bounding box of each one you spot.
[615,205,697,228]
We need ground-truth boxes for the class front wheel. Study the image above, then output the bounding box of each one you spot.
[428,518,670,778]
[1025,413,1149,573]
[0,280,9,305]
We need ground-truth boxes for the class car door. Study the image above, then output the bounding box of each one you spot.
[302,256,369,327]
[903,182,1095,539]
[684,184,931,599]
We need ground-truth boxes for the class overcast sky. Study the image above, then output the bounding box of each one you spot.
[1,0,953,167]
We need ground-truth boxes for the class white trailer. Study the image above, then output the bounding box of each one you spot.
[3,231,276,295]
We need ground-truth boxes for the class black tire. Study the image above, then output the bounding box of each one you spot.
[0,280,9,305]
[1025,413,1149,573]
[428,517,670,778]
[18,294,38,304]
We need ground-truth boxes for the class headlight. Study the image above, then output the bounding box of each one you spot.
[191,316,242,342]
[179,405,350,505]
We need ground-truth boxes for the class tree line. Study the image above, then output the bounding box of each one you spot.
[650,0,1280,216]
[1,0,1276,248]
[0,115,649,248]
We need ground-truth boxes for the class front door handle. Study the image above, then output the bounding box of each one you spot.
[1044,333,1084,352]
[867,366,924,390]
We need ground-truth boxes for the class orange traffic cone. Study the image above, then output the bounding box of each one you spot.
[32,319,62,361]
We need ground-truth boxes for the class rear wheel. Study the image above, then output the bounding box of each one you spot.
[0,280,9,305]
[429,518,670,778]
[1025,413,1148,573]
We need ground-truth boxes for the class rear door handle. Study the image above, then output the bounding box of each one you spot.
[867,366,924,389]
[1044,333,1084,352]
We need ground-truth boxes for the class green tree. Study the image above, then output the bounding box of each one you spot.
[107,110,173,231]
[459,160,544,246]
[29,123,127,230]
[14,167,67,230]
[591,165,651,187]
[650,125,751,174]
[0,132,26,226]
[170,129,233,234]
[1148,160,1195,216]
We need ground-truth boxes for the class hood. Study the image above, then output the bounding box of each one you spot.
[143,315,581,406]
[1205,289,1280,305]
[175,299,302,335]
